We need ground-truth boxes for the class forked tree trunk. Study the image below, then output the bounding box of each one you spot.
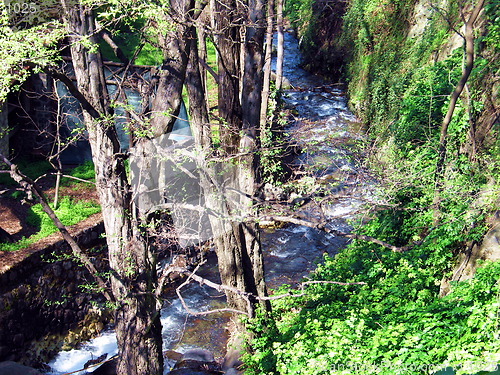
[186,18,270,320]
[60,2,163,374]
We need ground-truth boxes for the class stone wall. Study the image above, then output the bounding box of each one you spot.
[0,222,109,368]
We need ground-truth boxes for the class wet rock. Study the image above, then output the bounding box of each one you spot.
[263,183,286,201]
[84,353,107,369]
[169,369,221,375]
[52,264,62,278]
[165,350,183,362]
[64,309,76,324]
[16,285,28,298]
[222,336,243,371]
[170,349,222,375]
[90,356,117,375]
[224,369,243,375]
[182,349,214,363]
[0,361,42,375]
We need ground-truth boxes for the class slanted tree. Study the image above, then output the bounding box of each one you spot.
[433,0,485,224]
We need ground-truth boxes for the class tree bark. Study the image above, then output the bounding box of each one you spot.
[239,0,269,315]
[149,0,193,139]
[214,0,242,155]
[60,2,163,374]
[187,11,270,320]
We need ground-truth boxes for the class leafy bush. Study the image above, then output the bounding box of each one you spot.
[244,206,498,374]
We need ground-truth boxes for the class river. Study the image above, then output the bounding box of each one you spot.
[45,32,370,374]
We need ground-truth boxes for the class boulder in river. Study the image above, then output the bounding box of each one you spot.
[169,348,222,375]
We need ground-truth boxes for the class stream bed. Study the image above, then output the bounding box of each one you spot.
[45,32,371,374]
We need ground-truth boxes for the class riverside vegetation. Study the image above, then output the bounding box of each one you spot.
[243,0,500,374]
[2,0,500,374]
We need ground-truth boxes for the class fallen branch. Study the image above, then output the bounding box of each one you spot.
[170,263,365,317]
[61,354,118,375]
[175,262,252,317]
[260,280,367,301]
[0,153,113,302]
[258,215,423,253]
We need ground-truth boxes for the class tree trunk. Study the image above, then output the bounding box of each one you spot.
[260,0,274,129]
[275,0,284,91]
[214,0,242,155]
[60,2,163,374]
[433,0,485,224]
[239,0,269,315]
[187,16,270,320]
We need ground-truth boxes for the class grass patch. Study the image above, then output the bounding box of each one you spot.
[61,161,95,186]
[0,196,100,252]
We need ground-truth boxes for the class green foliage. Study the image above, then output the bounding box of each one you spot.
[284,0,314,36]
[341,0,453,128]
[483,0,500,52]
[0,6,64,101]
[260,86,286,184]
[244,204,498,374]
[0,196,100,251]
[247,1,500,374]
[98,19,163,66]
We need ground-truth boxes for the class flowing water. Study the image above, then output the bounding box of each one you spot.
[45,33,371,374]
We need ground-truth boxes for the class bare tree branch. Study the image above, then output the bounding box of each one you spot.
[0,153,113,302]
[166,262,366,317]
[258,215,424,252]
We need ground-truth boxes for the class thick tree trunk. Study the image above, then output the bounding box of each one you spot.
[186,20,270,319]
[214,0,242,155]
[60,2,163,374]
[239,0,269,314]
